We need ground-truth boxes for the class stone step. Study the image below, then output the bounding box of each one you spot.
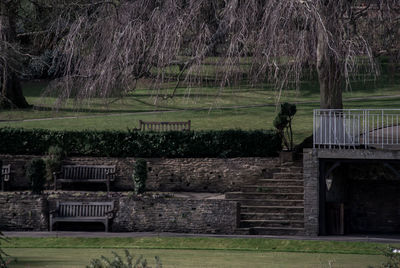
[225,192,303,200]
[241,212,304,221]
[230,199,304,207]
[241,185,304,193]
[237,227,305,236]
[255,178,304,187]
[247,180,304,187]
[240,219,304,229]
[240,206,304,214]
[279,167,303,173]
[272,173,303,180]
[281,161,303,167]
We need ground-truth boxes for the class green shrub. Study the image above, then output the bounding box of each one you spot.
[86,249,161,268]
[0,231,9,268]
[133,159,147,195]
[0,128,281,158]
[44,146,64,184]
[26,158,46,194]
[369,245,400,268]
[273,102,297,151]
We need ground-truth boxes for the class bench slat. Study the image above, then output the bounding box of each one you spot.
[138,120,191,132]
[56,202,113,217]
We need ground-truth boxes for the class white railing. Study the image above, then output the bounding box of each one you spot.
[313,109,400,149]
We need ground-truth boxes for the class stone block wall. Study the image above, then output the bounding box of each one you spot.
[0,192,238,234]
[113,198,238,234]
[303,149,319,236]
[0,155,279,192]
[0,192,48,231]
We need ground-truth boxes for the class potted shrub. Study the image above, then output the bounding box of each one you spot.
[273,102,297,162]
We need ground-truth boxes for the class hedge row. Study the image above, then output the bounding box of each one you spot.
[0,128,281,158]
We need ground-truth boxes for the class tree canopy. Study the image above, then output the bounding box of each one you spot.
[1,0,399,109]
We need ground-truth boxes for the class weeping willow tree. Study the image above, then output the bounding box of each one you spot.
[1,0,400,109]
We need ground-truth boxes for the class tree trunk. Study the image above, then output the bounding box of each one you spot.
[316,10,343,110]
[0,1,29,109]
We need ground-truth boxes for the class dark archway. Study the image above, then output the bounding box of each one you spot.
[319,159,400,235]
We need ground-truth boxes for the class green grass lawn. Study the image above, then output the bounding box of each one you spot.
[0,74,399,144]
[2,237,396,267]
[5,248,385,268]
[2,97,400,144]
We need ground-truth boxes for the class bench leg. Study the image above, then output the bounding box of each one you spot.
[105,220,109,232]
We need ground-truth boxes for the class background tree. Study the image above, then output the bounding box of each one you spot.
[0,0,29,108]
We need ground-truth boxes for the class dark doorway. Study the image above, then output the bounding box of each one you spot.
[320,160,400,235]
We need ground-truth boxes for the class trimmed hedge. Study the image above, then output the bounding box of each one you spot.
[0,128,281,158]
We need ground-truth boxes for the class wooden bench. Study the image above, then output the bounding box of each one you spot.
[136,120,191,131]
[49,201,115,232]
[1,164,11,192]
[54,165,116,193]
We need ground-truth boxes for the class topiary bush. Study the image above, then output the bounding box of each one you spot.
[273,102,297,151]
[133,159,147,195]
[26,158,46,194]
[0,128,281,158]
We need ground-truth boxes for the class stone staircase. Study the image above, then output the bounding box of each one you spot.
[225,161,305,235]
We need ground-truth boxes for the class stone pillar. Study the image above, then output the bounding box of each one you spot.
[303,149,319,236]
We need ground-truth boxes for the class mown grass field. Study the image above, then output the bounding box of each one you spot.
[5,248,385,268]
[2,237,396,267]
[0,75,399,144]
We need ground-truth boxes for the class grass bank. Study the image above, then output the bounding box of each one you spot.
[3,237,399,255]
[5,248,386,268]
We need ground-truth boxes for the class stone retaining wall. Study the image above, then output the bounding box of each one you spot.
[0,192,48,231]
[113,197,238,234]
[0,155,279,192]
[0,192,238,234]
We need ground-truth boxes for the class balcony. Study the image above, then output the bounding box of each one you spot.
[313,109,400,150]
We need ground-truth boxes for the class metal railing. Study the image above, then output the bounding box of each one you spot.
[313,109,400,149]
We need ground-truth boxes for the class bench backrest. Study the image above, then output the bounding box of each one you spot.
[1,164,10,181]
[56,201,114,217]
[138,120,191,131]
[62,165,115,181]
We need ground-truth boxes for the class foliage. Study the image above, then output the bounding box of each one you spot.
[0,128,281,158]
[0,231,9,268]
[86,249,161,268]
[26,158,46,194]
[369,245,400,268]
[133,159,147,195]
[44,146,65,184]
[273,102,297,150]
